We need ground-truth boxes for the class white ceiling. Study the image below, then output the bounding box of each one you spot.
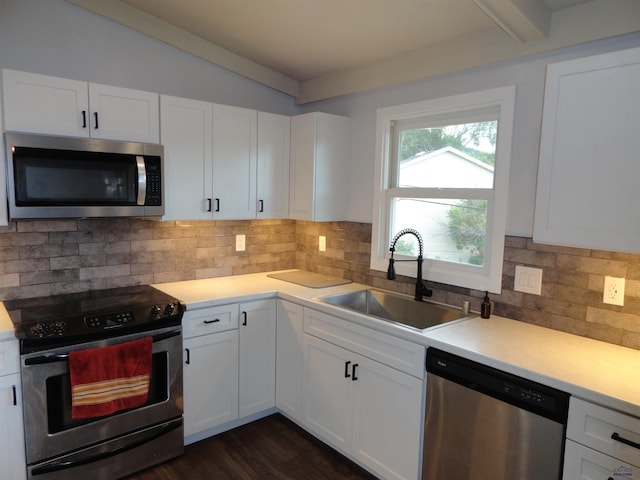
[67,0,639,103]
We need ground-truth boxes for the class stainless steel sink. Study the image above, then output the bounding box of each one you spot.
[319,289,475,331]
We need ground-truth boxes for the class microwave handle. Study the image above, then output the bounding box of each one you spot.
[136,156,147,206]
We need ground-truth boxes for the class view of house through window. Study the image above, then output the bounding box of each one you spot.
[391,120,497,266]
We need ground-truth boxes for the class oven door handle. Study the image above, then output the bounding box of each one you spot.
[24,329,182,365]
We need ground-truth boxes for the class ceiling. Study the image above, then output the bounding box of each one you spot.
[67,0,639,103]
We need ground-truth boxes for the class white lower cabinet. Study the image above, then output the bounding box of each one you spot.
[302,308,424,480]
[563,397,640,479]
[183,329,239,437]
[182,300,276,442]
[275,299,304,422]
[0,339,26,480]
[238,299,277,417]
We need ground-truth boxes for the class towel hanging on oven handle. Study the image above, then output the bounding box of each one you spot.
[24,328,181,365]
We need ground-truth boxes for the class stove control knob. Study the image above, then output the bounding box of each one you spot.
[151,305,162,316]
[164,303,176,314]
[51,320,67,335]
[30,323,46,337]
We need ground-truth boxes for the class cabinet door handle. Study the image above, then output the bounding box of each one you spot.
[258,200,264,213]
[12,385,17,406]
[206,198,212,212]
[612,432,640,450]
[344,360,351,378]
[94,111,99,129]
[82,110,87,128]
[204,318,220,324]
[215,198,220,212]
[352,363,359,381]
[185,348,190,365]
[242,311,247,326]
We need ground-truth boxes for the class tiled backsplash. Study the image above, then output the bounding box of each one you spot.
[1,218,639,350]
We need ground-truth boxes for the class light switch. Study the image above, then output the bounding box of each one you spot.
[514,265,542,295]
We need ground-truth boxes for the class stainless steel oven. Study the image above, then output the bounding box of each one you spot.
[5,286,185,480]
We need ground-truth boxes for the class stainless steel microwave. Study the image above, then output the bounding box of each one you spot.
[4,132,164,219]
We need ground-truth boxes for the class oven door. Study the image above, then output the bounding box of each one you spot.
[21,326,183,470]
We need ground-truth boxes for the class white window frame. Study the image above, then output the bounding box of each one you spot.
[370,86,515,293]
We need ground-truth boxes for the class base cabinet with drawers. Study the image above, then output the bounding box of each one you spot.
[563,397,640,479]
[182,299,276,443]
[301,308,425,480]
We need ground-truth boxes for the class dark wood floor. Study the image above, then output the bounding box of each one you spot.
[126,414,379,480]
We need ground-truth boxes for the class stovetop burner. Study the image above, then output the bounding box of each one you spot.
[4,285,185,353]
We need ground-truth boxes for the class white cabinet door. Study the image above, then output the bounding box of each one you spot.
[2,70,159,143]
[183,330,239,438]
[238,299,276,418]
[534,46,640,253]
[257,112,290,219]
[289,112,349,221]
[212,104,257,219]
[160,95,214,220]
[0,104,7,226]
[302,334,353,452]
[2,69,89,137]
[275,300,304,421]
[352,355,422,480]
[0,373,26,480]
[88,83,159,143]
[563,439,639,480]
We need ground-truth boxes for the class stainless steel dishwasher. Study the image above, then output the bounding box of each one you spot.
[423,348,570,480]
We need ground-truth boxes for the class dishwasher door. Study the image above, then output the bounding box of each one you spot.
[423,348,569,480]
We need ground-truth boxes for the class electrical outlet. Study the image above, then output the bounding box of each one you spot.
[603,276,625,306]
[235,234,246,252]
[319,236,326,252]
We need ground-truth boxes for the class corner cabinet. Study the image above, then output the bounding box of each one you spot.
[533,46,640,253]
[0,339,26,480]
[289,112,350,221]
[2,69,159,143]
[302,308,424,480]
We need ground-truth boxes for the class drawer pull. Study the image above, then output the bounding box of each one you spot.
[204,319,221,324]
[611,432,640,450]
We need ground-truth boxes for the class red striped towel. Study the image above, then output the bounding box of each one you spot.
[69,337,153,419]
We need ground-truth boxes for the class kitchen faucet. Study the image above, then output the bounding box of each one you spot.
[387,228,433,302]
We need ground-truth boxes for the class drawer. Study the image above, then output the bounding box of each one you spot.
[183,304,239,339]
[0,339,20,376]
[567,397,640,467]
[563,439,638,479]
[303,307,425,378]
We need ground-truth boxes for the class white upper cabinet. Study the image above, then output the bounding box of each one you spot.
[211,104,257,220]
[289,112,349,221]
[160,95,214,221]
[533,47,640,253]
[2,69,159,143]
[257,112,290,219]
[161,94,292,221]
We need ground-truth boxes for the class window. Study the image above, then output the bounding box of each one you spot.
[370,87,515,292]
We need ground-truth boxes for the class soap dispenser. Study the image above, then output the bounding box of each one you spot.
[481,291,491,319]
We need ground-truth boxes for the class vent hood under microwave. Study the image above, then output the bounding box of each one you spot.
[4,132,165,219]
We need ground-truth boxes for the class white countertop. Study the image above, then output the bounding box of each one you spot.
[2,269,639,417]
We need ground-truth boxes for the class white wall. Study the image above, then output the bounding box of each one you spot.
[301,32,640,236]
[0,0,296,115]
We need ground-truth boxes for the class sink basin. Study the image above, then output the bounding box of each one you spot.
[319,289,475,331]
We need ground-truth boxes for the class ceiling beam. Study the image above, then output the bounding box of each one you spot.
[472,0,551,43]
[65,0,300,98]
